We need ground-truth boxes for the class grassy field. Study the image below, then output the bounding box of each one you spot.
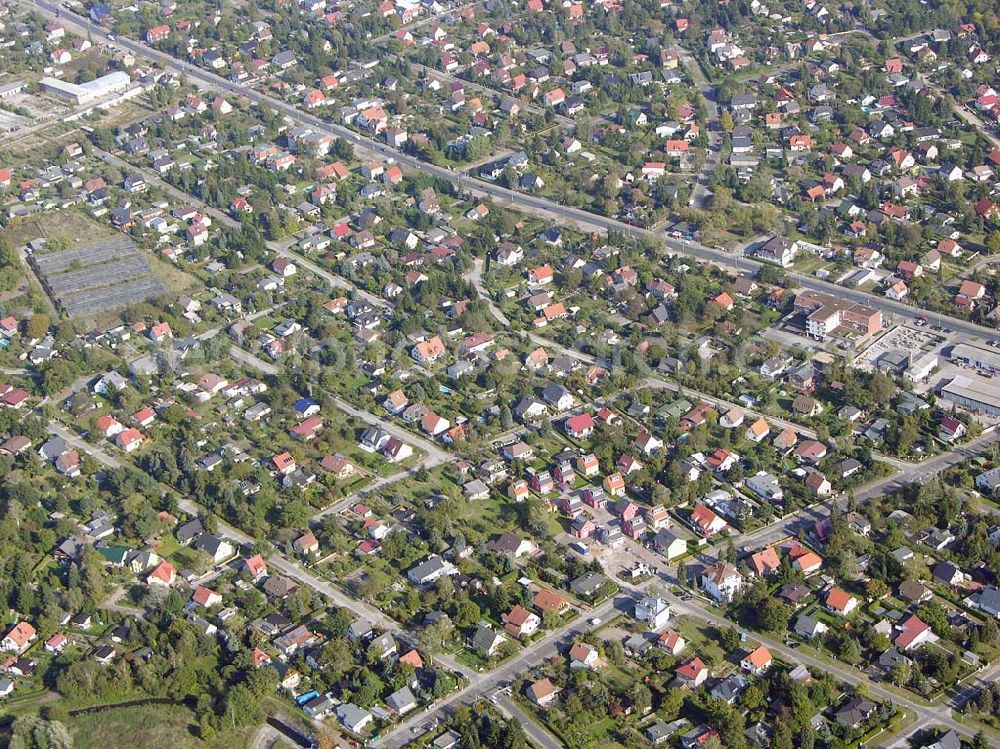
[2,210,119,250]
[149,253,203,297]
[66,703,256,749]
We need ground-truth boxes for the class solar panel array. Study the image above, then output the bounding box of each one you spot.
[32,236,166,318]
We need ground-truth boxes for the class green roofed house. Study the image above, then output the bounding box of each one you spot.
[659,398,693,422]
[96,546,131,566]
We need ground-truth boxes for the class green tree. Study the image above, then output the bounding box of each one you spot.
[26,314,50,340]
[9,716,73,749]
[720,626,741,651]
[222,683,264,728]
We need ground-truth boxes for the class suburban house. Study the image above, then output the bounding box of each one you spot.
[701,562,742,602]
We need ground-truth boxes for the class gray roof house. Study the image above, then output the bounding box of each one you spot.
[407,555,457,585]
[386,686,417,715]
[472,622,506,656]
[570,572,608,597]
[336,703,373,733]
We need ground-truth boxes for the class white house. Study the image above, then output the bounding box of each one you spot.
[701,562,742,602]
[634,596,672,630]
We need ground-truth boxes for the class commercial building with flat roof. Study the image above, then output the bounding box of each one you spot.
[905,352,939,382]
[39,71,130,105]
[949,342,1000,377]
[939,375,1000,416]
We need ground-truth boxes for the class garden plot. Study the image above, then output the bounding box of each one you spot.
[31,236,166,318]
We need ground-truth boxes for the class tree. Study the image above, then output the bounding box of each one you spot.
[26,314,50,340]
[838,634,862,665]
[660,685,684,719]
[987,232,1000,256]
[890,659,912,686]
[9,717,73,749]
[756,598,791,632]
[720,626,741,651]
[740,682,766,713]
[222,683,264,728]
[419,617,454,654]
[632,683,652,714]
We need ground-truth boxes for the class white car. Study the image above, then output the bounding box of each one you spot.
[589,617,602,626]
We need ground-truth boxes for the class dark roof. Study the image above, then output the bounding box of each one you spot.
[176,518,204,543]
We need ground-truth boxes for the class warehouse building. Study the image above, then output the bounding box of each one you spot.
[939,375,1000,417]
[39,71,131,105]
[948,342,1000,378]
[0,81,27,99]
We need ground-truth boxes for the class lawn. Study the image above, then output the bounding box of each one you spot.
[584,717,623,747]
[672,616,727,667]
[66,702,256,749]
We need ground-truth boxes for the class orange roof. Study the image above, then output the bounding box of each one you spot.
[750,547,781,576]
[745,645,772,668]
[134,406,155,422]
[529,677,557,700]
[895,615,931,648]
[399,649,424,668]
[414,335,446,360]
[117,427,144,446]
[691,503,721,531]
[192,586,219,606]
[3,622,36,648]
[272,452,295,470]
[542,302,567,321]
[244,554,267,575]
[97,414,120,431]
[658,630,683,648]
[253,647,271,666]
[569,642,596,661]
[604,472,625,489]
[148,560,176,583]
[504,604,536,626]
[714,291,734,309]
[826,586,854,611]
[793,551,823,572]
[533,588,568,611]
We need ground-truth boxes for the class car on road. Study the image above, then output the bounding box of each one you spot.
[589,617,602,626]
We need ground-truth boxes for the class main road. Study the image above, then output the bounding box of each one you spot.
[29,0,1000,343]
